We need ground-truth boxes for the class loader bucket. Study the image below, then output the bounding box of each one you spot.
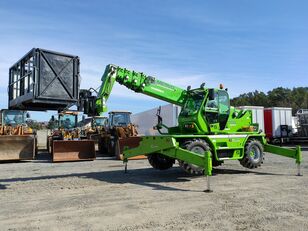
[52,140,96,162]
[0,135,35,161]
[117,137,146,160]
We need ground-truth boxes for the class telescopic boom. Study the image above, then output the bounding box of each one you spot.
[95,64,187,114]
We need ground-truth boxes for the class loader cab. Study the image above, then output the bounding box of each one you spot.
[92,116,108,128]
[108,111,132,128]
[58,111,78,129]
[0,110,27,126]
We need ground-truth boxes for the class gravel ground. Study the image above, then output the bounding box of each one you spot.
[0,147,307,231]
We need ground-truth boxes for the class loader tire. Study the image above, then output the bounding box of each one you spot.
[179,139,211,175]
[240,139,264,169]
[147,153,175,170]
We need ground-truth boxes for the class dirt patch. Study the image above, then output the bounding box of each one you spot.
[0,148,307,230]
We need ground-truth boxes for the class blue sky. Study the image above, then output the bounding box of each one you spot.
[0,0,307,121]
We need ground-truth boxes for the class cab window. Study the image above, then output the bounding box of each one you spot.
[218,90,230,114]
[205,92,218,110]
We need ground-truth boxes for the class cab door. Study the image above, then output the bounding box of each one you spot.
[217,90,230,130]
[204,89,230,131]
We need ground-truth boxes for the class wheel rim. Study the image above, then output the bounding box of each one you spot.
[191,146,205,154]
[250,146,260,161]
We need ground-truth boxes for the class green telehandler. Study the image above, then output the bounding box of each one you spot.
[80,64,302,191]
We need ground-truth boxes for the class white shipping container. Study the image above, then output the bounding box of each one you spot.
[237,106,265,132]
[131,104,181,136]
[264,107,292,138]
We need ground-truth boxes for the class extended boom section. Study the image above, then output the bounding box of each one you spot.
[96,65,187,114]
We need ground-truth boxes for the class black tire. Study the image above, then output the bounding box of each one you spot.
[239,139,264,169]
[179,139,211,175]
[147,153,175,170]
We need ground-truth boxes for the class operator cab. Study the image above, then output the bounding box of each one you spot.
[92,116,108,127]
[180,90,204,116]
[179,88,230,133]
[1,110,27,126]
[58,112,78,129]
[108,111,132,128]
[205,89,230,130]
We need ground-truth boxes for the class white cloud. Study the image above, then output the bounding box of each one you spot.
[80,61,269,102]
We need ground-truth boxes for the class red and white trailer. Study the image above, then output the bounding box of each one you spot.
[264,107,292,142]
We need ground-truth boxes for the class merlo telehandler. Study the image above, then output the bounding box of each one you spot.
[79,64,302,185]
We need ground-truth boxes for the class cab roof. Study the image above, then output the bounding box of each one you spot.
[108,110,132,114]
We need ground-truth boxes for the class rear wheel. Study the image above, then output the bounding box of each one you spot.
[239,139,264,169]
[179,139,211,175]
[148,153,175,170]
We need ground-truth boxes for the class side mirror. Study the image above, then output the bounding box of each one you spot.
[82,115,85,121]
[26,112,30,118]
[51,115,55,121]
[208,89,215,101]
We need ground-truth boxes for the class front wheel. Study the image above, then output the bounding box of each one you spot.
[179,139,211,175]
[239,139,264,169]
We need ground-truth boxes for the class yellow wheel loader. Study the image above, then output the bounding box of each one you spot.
[47,111,95,162]
[0,109,36,161]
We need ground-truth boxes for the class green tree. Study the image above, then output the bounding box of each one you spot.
[231,87,308,115]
